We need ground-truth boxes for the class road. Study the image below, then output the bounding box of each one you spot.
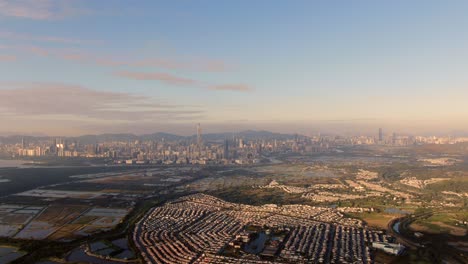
[387,210,468,264]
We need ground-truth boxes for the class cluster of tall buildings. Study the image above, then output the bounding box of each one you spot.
[117,131,330,165]
[2,125,467,163]
[3,125,331,165]
[15,138,80,158]
[373,128,468,146]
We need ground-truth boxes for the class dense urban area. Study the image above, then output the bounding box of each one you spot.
[2,126,467,165]
[0,128,466,264]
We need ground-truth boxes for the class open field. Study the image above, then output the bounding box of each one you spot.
[0,204,132,241]
[48,224,84,241]
[36,205,88,225]
[0,165,204,244]
[0,205,43,238]
[208,186,306,206]
[410,211,468,236]
[71,207,131,238]
[14,204,88,240]
[347,212,400,230]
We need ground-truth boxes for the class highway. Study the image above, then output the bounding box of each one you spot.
[387,210,468,264]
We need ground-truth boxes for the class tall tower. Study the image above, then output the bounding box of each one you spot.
[378,128,383,143]
[197,123,202,147]
[224,139,229,159]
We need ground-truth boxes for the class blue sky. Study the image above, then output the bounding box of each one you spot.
[1,0,468,135]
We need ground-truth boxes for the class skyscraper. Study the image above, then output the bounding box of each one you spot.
[378,128,383,143]
[197,123,202,147]
[224,139,229,159]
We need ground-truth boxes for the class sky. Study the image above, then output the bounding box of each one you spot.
[1,0,468,136]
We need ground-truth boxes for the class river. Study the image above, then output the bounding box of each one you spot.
[0,159,36,168]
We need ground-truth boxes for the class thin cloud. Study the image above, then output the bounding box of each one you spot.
[115,71,197,86]
[59,53,87,61]
[134,58,231,72]
[0,83,203,122]
[209,84,252,92]
[95,57,126,67]
[0,31,100,45]
[5,44,89,61]
[25,45,50,56]
[76,55,231,72]
[196,59,230,72]
[0,0,87,20]
[0,55,16,61]
[5,44,230,72]
[115,70,253,92]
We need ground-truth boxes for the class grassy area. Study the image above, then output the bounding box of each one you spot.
[392,250,440,264]
[346,212,397,229]
[409,210,468,236]
[333,196,404,208]
[207,186,306,206]
[426,177,468,193]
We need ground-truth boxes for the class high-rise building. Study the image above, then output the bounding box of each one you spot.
[197,123,203,147]
[224,139,229,159]
[378,128,383,142]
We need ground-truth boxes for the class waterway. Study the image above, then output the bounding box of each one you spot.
[385,208,410,214]
[0,159,35,168]
[393,222,401,234]
[68,246,126,264]
[244,232,268,254]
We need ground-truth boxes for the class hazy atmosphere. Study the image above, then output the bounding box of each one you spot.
[1,0,468,136]
[1,2,468,264]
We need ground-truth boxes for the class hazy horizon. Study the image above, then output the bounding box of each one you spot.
[1,3,467,263]
[1,119,468,138]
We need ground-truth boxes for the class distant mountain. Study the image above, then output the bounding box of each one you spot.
[74,133,139,144]
[0,132,48,137]
[0,130,298,144]
[72,132,185,144]
[239,130,297,140]
[0,135,50,144]
[140,132,186,142]
[193,130,298,141]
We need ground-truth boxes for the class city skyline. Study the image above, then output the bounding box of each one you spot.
[0,2,467,263]
[2,1,468,135]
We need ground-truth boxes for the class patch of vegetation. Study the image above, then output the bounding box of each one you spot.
[426,177,468,193]
[207,186,305,206]
[378,165,405,181]
[346,212,396,229]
